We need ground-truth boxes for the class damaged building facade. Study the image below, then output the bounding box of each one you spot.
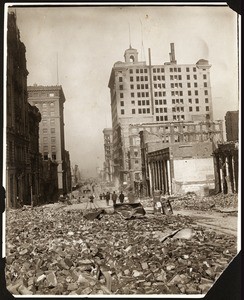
[213,111,239,195]
[108,43,214,187]
[139,120,224,196]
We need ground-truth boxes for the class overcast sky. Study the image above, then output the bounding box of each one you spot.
[6,4,239,177]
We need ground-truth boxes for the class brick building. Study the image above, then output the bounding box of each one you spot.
[108,43,214,185]
[6,12,42,208]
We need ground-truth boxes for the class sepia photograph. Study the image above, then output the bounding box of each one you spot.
[1,2,240,297]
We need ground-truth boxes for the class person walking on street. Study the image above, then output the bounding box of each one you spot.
[105,191,110,206]
[119,191,125,203]
[112,191,118,206]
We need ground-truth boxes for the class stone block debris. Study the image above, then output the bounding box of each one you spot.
[5,198,237,295]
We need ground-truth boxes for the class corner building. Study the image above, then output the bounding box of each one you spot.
[27,85,70,196]
[108,43,214,185]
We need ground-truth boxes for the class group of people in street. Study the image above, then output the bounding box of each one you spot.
[100,191,125,206]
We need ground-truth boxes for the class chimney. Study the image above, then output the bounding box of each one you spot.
[170,43,177,64]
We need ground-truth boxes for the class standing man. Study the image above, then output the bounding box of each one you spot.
[105,191,110,206]
[112,191,118,206]
[119,191,125,204]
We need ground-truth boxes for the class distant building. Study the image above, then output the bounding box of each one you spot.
[71,164,81,188]
[6,12,42,208]
[27,85,71,196]
[225,111,239,142]
[108,43,214,185]
[103,128,113,182]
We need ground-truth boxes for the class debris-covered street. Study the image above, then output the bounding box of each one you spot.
[5,193,238,296]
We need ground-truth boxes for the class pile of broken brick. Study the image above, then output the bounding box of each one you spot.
[5,203,237,295]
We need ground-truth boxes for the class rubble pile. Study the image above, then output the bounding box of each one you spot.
[5,205,237,295]
[169,193,238,211]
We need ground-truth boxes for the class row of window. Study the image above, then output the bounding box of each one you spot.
[42,119,55,126]
[188,106,210,112]
[43,145,56,151]
[156,115,168,121]
[127,73,208,83]
[129,68,148,74]
[43,128,55,134]
[156,108,167,113]
[43,137,56,143]
[155,99,167,105]
[43,152,56,160]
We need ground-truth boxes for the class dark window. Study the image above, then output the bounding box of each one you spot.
[203,74,207,79]
[138,108,142,114]
[131,92,134,97]
[132,109,135,114]
[163,100,167,105]
[188,91,191,96]
[119,77,123,82]
[120,101,124,106]
[156,116,159,121]
[137,92,141,97]
[147,108,150,113]
[120,93,124,98]
[136,69,139,73]
[129,69,133,74]
[193,75,197,80]
[206,106,209,111]
[187,83,191,88]
[130,84,134,89]
[195,90,198,96]
[138,100,141,105]
[121,109,125,114]
[189,107,193,112]
[204,90,208,95]
[156,108,159,113]
[196,106,200,112]
[188,98,192,104]
[130,77,133,82]
[52,153,56,160]
[137,84,140,89]
[195,98,199,104]
[119,85,123,90]
[131,100,135,105]
[164,108,167,113]
[204,82,208,87]
[43,153,48,160]
[146,100,150,105]
[205,98,209,103]
[155,100,158,105]
[194,82,198,87]
[187,75,190,80]
[193,67,196,72]
[186,67,190,72]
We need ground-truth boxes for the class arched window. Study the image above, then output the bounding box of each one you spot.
[130,55,135,62]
